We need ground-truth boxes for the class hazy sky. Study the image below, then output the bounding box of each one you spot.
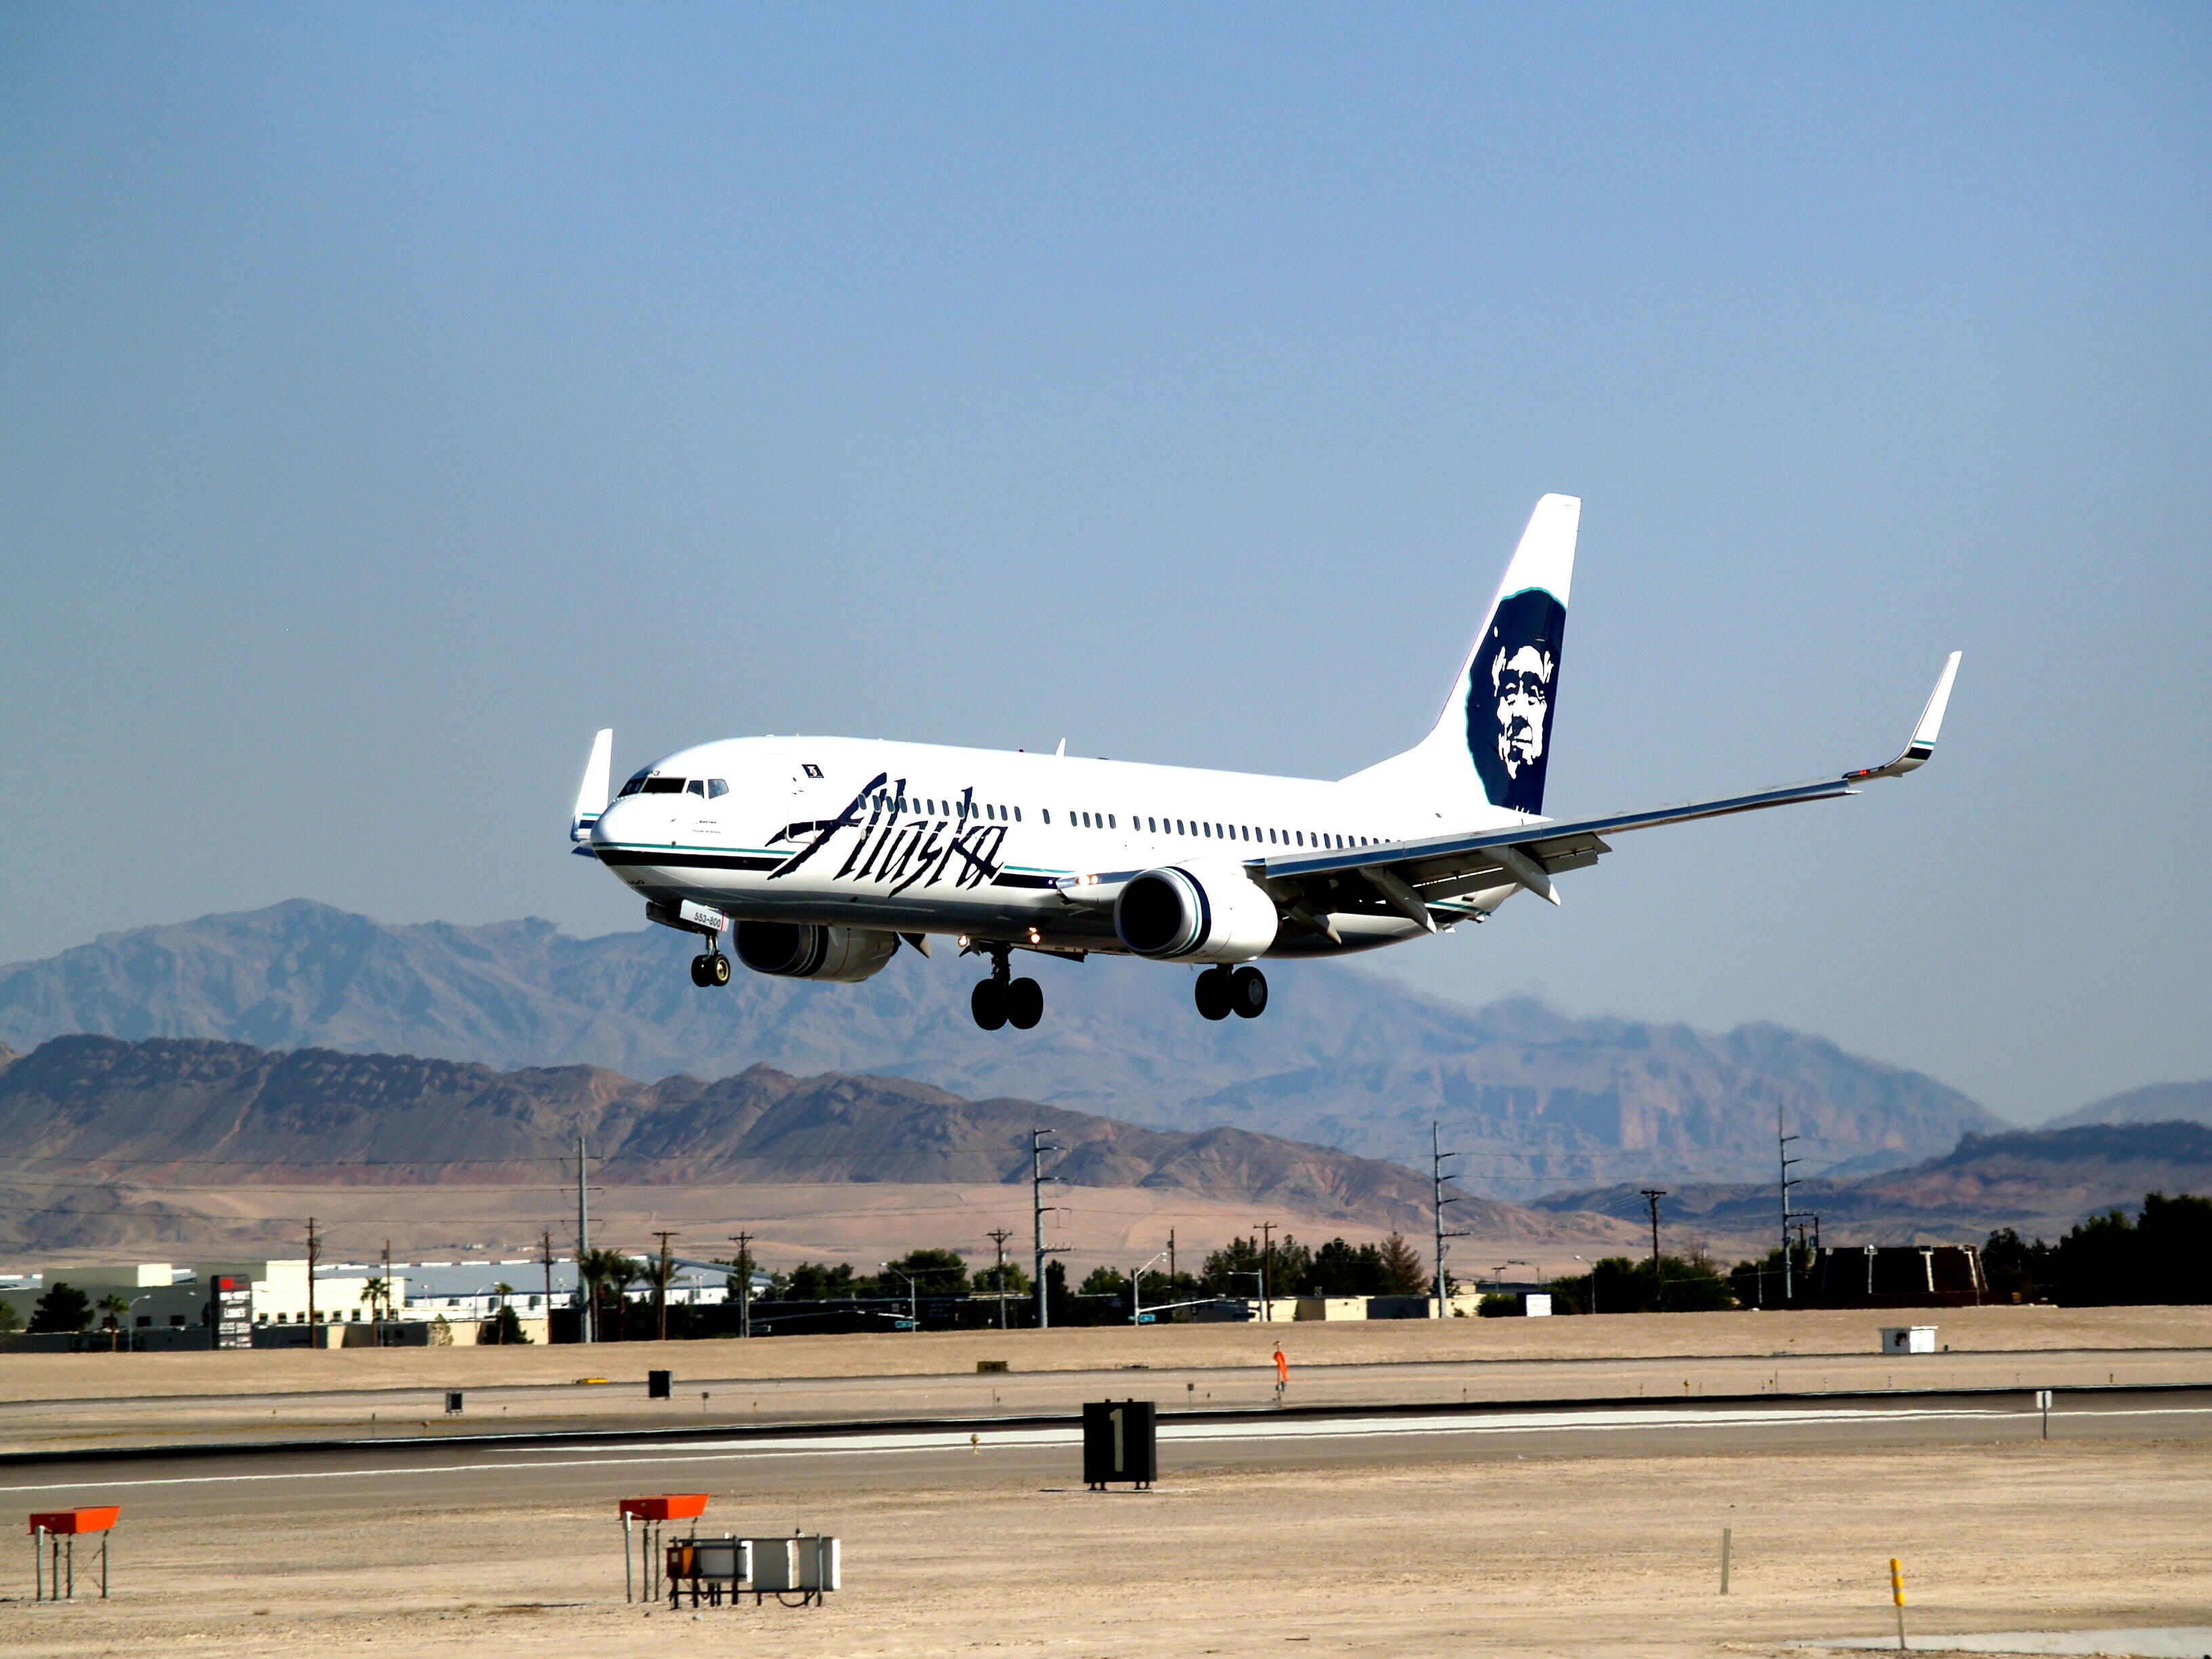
[3,6,2207,1123]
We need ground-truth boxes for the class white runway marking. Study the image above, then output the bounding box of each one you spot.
[1,1402,2205,1495]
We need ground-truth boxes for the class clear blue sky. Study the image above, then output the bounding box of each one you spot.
[3,6,2206,1122]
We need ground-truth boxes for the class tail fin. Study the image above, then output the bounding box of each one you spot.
[1345,493,1579,815]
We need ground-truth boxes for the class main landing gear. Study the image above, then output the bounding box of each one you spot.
[690,951,731,987]
[970,947,1042,1031]
[1195,964,1267,1021]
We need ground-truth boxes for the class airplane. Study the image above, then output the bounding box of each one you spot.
[571,494,1960,1031]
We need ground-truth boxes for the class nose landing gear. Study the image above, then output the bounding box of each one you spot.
[690,951,731,987]
[970,946,1044,1031]
[1195,964,1267,1020]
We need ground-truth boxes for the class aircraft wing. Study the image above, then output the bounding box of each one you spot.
[1255,651,1961,933]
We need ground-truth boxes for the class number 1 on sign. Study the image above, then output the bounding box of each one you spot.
[1109,1408,1124,1471]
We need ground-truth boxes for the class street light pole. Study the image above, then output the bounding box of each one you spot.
[1130,1250,1168,1327]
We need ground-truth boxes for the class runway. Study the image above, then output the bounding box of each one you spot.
[7,1386,2205,1518]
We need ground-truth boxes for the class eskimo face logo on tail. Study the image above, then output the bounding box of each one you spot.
[1465,588,1566,813]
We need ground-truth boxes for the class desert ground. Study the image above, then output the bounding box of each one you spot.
[3,1307,2209,1656]
[1,1176,1659,1280]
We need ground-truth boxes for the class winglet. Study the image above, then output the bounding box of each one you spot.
[1847,652,1961,781]
[571,728,613,841]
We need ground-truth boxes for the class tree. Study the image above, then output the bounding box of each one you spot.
[1200,1235,1311,1299]
[481,1303,531,1344]
[1044,1258,1071,1326]
[1553,1252,1735,1313]
[97,1293,130,1351]
[491,1282,516,1345]
[0,1300,19,1335]
[1374,1233,1429,1296]
[604,1253,644,1338]
[1309,1238,1389,1297]
[2017,1192,2212,1305]
[764,1261,869,1301]
[885,1248,969,1296]
[971,1257,1031,1300]
[29,1282,90,1334]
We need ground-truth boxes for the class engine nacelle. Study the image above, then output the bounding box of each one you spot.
[733,922,899,983]
[1113,862,1279,963]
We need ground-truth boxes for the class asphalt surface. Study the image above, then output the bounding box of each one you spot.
[5,1386,2205,1519]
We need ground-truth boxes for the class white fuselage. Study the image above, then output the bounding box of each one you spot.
[588,735,1532,958]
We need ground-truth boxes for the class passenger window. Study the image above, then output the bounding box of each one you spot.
[1108,814,1116,829]
[1042,809,1050,824]
[1015,807,1023,822]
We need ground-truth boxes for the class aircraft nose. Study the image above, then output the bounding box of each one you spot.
[590,795,639,846]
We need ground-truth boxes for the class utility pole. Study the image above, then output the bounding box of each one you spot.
[576,1131,594,1345]
[539,1229,554,1333]
[381,1239,392,1347]
[1778,1106,1803,1305]
[1639,1189,1666,1309]
[1167,1229,1176,1285]
[1432,1123,1470,1319]
[306,1216,319,1341]
[1254,1222,1276,1320]
[727,1232,754,1339]
[1031,1130,1068,1329]
[651,1230,677,1343]
[986,1228,1014,1330]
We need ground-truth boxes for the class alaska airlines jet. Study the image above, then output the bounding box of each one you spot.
[572,495,1960,1031]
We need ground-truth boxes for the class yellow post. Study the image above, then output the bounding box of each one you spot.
[1889,1557,1907,1651]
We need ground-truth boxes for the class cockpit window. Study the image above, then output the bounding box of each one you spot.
[618,770,651,798]
[708,779,729,798]
[640,777,686,795]
[685,779,705,797]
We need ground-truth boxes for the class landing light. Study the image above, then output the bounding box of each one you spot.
[1027,927,1042,945]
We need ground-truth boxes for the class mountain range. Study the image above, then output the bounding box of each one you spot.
[0,1033,1618,1252]
[0,901,2008,1198]
[1532,1120,2212,1244]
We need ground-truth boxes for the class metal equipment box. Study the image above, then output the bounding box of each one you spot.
[1082,1398,1157,1488]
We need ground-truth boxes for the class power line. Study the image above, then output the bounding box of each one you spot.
[985,1227,1014,1331]
[1432,1122,1470,1318]
[727,1232,754,1339]
[1030,1130,1068,1330]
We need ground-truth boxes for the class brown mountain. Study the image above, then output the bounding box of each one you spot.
[0,901,2003,1195]
[0,1034,1551,1240]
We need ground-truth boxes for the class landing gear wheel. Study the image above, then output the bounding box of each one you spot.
[971,978,1009,1031]
[710,952,731,986]
[1194,966,1232,1021]
[1229,965,1268,1019]
[1005,977,1044,1030]
[689,954,712,987]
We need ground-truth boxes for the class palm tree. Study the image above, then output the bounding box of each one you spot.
[492,1282,516,1344]
[96,1294,129,1352]
[359,1276,391,1343]
[573,1248,633,1341]
[605,1254,644,1340]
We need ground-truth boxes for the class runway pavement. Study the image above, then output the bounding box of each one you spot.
[5,1385,2206,1519]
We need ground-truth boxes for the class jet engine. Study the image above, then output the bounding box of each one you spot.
[733,922,899,983]
[1113,862,1280,963]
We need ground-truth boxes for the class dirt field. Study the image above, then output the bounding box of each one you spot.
[0,1177,1654,1281]
[3,1437,2207,1657]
